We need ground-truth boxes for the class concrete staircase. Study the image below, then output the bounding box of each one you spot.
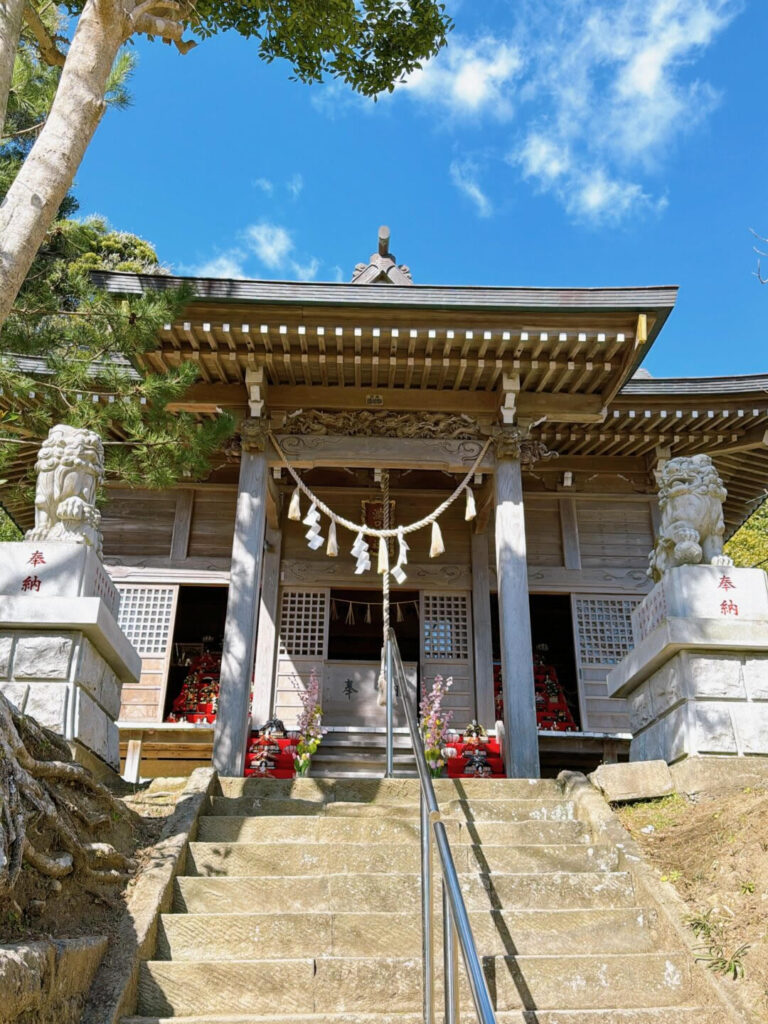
[123,777,733,1024]
[309,727,416,777]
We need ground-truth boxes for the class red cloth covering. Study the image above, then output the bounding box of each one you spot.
[166,652,222,724]
[494,660,578,732]
[244,734,297,778]
[445,738,505,778]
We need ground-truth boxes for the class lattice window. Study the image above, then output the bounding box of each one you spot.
[574,597,639,665]
[116,585,176,655]
[278,590,326,658]
[423,594,470,661]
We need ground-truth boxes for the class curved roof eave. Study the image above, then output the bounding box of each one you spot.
[90,270,678,315]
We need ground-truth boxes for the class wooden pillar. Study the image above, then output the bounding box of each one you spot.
[213,439,268,775]
[470,529,495,729]
[123,737,143,784]
[251,525,282,727]
[494,456,540,778]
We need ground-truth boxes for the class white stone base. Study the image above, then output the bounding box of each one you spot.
[624,651,768,761]
[0,597,141,769]
[0,542,120,617]
[608,566,768,764]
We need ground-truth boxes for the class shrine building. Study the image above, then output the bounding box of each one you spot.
[14,229,768,779]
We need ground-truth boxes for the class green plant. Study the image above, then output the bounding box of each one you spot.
[696,943,750,980]
[740,880,755,894]
[616,793,689,834]
[661,869,682,883]
[688,908,717,940]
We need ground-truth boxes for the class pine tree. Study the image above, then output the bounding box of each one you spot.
[0,20,234,517]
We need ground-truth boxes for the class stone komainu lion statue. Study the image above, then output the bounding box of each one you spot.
[648,453,733,582]
[25,424,104,557]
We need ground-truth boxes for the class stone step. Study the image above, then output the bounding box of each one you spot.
[315,736,414,749]
[216,776,560,801]
[156,907,656,960]
[186,841,420,876]
[309,752,416,765]
[309,769,420,779]
[441,797,575,821]
[209,796,574,823]
[122,1010,735,1024]
[174,870,635,913]
[195,814,589,846]
[136,953,693,1016]
[186,836,616,874]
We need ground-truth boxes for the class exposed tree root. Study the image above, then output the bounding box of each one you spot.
[0,691,134,901]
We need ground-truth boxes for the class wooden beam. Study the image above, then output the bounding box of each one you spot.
[266,385,499,415]
[704,426,768,456]
[559,498,582,570]
[599,312,656,409]
[122,738,143,784]
[270,434,495,473]
[474,477,494,534]
[170,489,194,561]
[252,526,282,726]
[266,473,281,530]
[530,455,649,473]
[166,382,248,413]
[213,451,268,776]
[471,529,495,727]
[517,391,606,424]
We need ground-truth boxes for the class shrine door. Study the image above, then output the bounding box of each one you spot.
[420,591,475,730]
[115,583,179,722]
[272,587,330,729]
[570,594,640,734]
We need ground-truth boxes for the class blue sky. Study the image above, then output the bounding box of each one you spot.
[73,0,767,379]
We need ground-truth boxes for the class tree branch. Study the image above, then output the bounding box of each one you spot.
[132,10,196,53]
[23,2,66,66]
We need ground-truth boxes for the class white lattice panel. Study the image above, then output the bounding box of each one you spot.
[278,590,327,658]
[423,594,470,661]
[116,585,176,655]
[573,597,639,666]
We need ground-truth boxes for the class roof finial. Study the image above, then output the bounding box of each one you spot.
[351,226,413,285]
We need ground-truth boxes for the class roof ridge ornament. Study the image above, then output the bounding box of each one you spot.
[351,225,413,285]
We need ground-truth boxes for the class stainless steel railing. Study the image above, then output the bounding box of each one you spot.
[386,627,497,1024]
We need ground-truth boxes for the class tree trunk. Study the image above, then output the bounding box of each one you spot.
[0,0,129,327]
[0,0,27,133]
[0,691,134,902]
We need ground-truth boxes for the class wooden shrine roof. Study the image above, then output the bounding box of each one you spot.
[90,272,682,425]
[92,271,678,315]
[3,273,766,538]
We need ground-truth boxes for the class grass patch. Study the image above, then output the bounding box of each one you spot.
[615,793,689,834]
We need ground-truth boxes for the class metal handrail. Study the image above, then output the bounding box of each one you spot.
[387,628,497,1024]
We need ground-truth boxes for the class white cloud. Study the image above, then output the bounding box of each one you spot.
[290,257,320,281]
[505,0,740,220]
[186,251,247,278]
[376,2,739,223]
[331,265,345,283]
[287,173,304,199]
[252,177,274,194]
[402,35,522,119]
[245,222,294,269]
[449,160,492,218]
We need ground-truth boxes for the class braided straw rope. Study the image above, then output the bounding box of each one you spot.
[268,432,492,539]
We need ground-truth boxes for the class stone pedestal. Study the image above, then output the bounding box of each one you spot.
[0,543,140,769]
[607,565,768,763]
